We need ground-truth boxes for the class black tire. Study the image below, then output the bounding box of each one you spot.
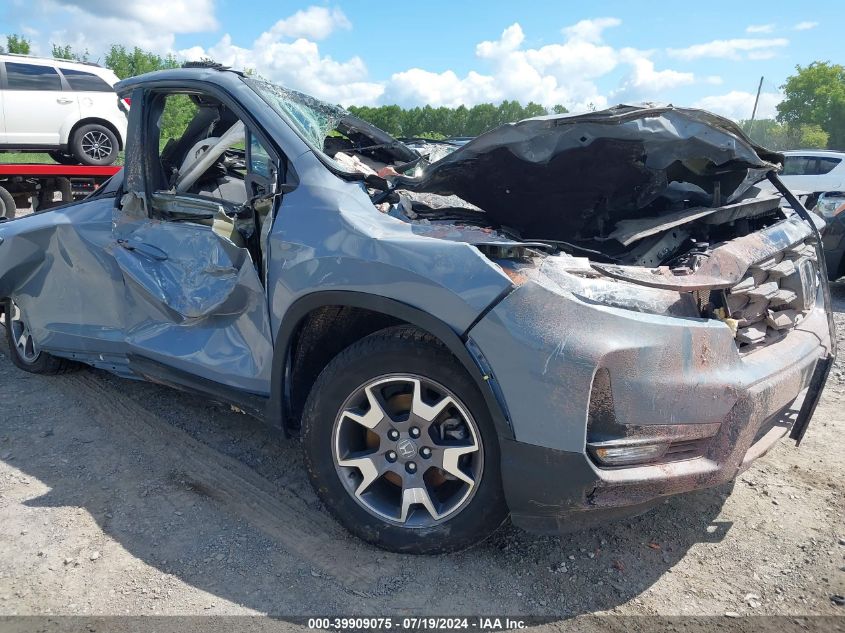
[3,299,75,374]
[0,186,14,219]
[48,151,80,166]
[302,325,508,553]
[70,124,119,166]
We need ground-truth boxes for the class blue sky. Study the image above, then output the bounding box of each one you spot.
[2,0,842,119]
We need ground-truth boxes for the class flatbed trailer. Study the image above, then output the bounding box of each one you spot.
[0,163,121,218]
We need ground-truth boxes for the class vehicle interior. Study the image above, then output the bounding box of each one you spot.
[146,91,279,270]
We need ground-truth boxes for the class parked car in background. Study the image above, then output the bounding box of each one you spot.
[813,190,845,280]
[758,150,845,199]
[754,150,845,279]
[0,54,128,165]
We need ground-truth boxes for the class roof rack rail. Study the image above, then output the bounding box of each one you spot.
[181,60,245,76]
[0,52,103,68]
[182,61,229,70]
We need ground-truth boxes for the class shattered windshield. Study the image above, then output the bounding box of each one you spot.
[244,76,419,180]
[245,77,347,149]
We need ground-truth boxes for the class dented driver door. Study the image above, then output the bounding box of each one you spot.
[111,87,274,399]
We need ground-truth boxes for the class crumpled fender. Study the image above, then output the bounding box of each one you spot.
[265,152,515,337]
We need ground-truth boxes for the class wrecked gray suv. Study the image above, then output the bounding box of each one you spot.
[0,65,835,553]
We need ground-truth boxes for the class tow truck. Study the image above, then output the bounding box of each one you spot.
[0,163,121,219]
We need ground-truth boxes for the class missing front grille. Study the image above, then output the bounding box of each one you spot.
[729,238,819,352]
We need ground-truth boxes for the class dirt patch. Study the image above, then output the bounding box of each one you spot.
[0,287,843,620]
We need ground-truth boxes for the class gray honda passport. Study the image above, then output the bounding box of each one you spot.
[0,64,834,553]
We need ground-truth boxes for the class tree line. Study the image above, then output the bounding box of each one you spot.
[2,34,843,150]
[740,118,830,151]
[347,102,568,139]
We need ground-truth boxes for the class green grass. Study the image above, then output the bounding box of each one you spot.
[0,152,126,166]
[1,152,54,164]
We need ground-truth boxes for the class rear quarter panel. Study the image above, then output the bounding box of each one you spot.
[0,197,127,355]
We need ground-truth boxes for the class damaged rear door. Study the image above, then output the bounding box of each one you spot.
[113,86,275,400]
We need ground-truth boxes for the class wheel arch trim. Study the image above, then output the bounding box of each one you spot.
[267,291,513,439]
[69,117,124,151]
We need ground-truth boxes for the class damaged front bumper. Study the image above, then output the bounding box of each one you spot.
[466,216,834,535]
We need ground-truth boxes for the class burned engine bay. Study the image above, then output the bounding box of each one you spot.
[346,106,785,265]
[324,106,791,266]
[318,105,825,349]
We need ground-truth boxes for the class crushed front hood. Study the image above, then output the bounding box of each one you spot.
[398,104,783,242]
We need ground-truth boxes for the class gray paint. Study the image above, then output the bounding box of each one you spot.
[466,198,831,453]
[0,68,512,401]
[0,198,129,362]
[264,152,512,338]
[0,69,833,522]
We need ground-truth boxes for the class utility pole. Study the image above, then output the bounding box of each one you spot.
[748,76,764,137]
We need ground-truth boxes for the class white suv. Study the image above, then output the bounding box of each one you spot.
[779,150,845,193]
[0,54,128,165]
[757,149,845,198]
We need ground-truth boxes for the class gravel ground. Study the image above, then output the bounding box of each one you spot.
[0,278,843,626]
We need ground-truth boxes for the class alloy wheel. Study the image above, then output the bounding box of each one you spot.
[332,374,483,528]
[81,130,113,161]
[8,301,40,364]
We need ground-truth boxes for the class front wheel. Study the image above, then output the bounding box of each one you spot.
[302,326,508,553]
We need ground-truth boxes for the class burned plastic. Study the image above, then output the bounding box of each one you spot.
[397,105,785,268]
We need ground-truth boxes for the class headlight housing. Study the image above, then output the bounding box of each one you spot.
[534,257,701,318]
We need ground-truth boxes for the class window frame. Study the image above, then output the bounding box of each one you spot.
[135,85,284,220]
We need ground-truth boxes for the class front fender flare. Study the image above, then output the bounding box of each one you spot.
[266,290,513,440]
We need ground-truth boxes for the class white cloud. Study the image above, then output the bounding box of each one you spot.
[668,37,789,61]
[382,19,627,109]
[50,18,178,56]
[613,49,694,101]
[51,0,218,32]
[386,68,499,109]
[745,24,775,34]
[385,18,690,111]
[182,33,384,106]
[794,21,818,31]
[259,6,350,41]
[693,90,782,121]
[24,0,218,57]
[562,17,622,44]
